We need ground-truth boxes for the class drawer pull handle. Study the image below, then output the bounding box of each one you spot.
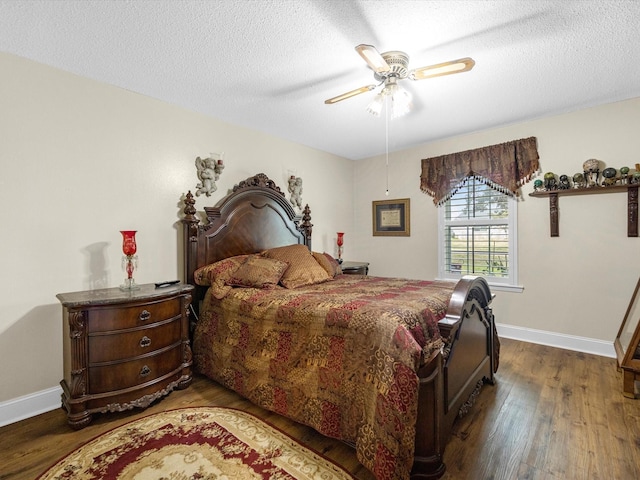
[140,365,151,377]
[139,310,151,322]
[139,336,151,348]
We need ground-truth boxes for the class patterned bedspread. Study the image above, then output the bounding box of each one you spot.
[193,275,456,480]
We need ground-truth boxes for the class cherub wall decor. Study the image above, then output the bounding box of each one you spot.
[195,154,224,197]
[288,176,303,210]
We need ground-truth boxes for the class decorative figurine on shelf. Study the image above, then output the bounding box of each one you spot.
[288,176,303,210]
[572,172,586,188]
[634,164,640,184]
[336,232,344,264]
[602,167,617,186]
[120,230,139,290]
[195,154,224,197]
[558,174,571,189]
[583,158,600,187]
[620,166,630,183]
[544,172,557,191]
[533,179,543,192]
[620,166,630,184]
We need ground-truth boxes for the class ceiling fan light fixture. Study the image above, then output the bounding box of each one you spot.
[367,78,412,118]
[390,86,412,119]
[366,92,385,117]
[382,81,398,97]
[410,57,475,80]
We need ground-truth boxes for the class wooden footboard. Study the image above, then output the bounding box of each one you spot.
[412,276,497,479]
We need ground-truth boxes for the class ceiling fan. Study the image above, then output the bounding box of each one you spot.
[325,44,475,117]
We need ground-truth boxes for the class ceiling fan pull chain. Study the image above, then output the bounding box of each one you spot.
[385,95,389,196]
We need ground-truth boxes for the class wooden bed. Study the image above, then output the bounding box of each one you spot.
[181,173,499,480]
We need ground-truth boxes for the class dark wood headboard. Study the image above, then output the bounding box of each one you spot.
[181,173,313,308]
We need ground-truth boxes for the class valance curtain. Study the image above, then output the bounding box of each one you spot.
[420,136,540,205]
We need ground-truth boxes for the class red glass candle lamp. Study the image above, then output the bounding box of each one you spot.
[120,230,139,290]
[336,232,344,264]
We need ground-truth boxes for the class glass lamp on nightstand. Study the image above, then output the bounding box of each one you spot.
[120,230,139,290]
[336,232,344,264]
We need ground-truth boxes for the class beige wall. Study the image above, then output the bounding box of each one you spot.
[353,96,640,346]
[0,52,354,405]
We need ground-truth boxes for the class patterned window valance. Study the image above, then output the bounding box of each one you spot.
[420,136,540,205]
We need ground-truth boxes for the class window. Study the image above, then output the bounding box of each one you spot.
[438,177,519,290]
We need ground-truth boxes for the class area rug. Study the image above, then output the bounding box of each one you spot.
[37,407,356,479]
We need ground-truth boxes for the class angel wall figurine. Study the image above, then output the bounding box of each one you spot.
[288,176,303,210]
[195,155,224,197]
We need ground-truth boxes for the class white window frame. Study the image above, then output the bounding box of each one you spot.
[437,180,522,293]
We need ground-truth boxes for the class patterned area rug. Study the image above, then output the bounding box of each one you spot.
[37,407,355,479]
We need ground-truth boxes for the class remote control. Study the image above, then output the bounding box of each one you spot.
[155,280,180,288]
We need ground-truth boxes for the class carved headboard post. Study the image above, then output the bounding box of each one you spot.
[299,204,313,251]
[181,191,200,287]
[181,190,208,321]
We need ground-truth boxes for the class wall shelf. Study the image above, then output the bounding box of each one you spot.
[529,184,638,237]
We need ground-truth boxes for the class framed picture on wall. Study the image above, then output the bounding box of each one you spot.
[372,198,410,236]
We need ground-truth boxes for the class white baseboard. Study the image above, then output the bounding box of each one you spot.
[0,385,62,428]
[496,323,616,358]
[0,325,615,428]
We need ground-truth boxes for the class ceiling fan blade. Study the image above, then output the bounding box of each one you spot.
[409,57,475,81]
[324,85,376,104]
[355,44,390,74]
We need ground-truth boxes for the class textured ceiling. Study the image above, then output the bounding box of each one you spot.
[1,0,639,160]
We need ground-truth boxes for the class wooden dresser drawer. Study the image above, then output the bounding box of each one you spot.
[88,317,182,363]
[89,344,183,394]
[87,297,182,333]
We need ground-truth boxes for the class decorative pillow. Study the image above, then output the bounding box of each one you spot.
[193,255,249,299]
[312,251,342,277]
[262,244,330,288]
[226,255,289,289]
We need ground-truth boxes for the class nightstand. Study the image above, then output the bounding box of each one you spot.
[340,261,369,275]
[56,283,194,429]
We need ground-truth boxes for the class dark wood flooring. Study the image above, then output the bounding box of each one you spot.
[1,338,639,480]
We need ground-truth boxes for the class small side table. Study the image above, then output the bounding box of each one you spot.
[56,283,194,429]
[340,261,369,275]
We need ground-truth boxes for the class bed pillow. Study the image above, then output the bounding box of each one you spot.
[193,255,249,298]
[226,255,289,289]
[262,244,330,288]
[312,251,342,277]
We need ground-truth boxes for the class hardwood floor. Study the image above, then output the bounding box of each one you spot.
[1,338,639,480]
